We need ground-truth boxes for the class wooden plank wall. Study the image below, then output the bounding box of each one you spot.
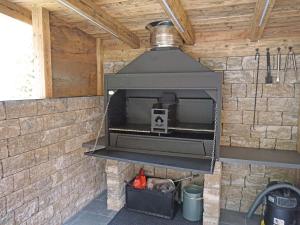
[50,16,97,97]
[103,35,300,62]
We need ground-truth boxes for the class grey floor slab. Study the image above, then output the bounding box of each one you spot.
[64,192,261,225]
[220,209,261,225]
[63,191,117,225]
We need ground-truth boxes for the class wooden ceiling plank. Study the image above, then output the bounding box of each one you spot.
[249,0,276,41]
[159,0,195,45]
[56,0,140,48]
[32,6,53,97]
[0,0,32,24]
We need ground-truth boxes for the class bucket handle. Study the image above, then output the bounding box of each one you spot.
[187,197,203,201]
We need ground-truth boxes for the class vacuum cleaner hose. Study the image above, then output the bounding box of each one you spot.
[246,183,300,219]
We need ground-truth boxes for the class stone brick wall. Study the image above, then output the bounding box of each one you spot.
[105,160,135,210]
[0,96,106,225]
[199,55,300,214]
[203,162,222,225]
[221,163,300,214]
[202,55,300,150]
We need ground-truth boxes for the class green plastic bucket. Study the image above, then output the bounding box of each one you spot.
[182,184,203,222]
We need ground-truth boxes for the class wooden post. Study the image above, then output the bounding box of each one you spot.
[298,128,300,153]
[296,83,300,154]
[297,109,300,154]
[96,38,104,96]
[32,6,53,98]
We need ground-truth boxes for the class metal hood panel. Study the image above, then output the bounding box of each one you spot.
[118,48,211,74]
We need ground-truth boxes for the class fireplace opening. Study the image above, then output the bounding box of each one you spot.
[107,89,216,159]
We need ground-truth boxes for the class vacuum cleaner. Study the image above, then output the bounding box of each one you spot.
[247,181,300,225]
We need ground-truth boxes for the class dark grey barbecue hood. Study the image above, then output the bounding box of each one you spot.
[118,48,211,74]
[86,21,222,174]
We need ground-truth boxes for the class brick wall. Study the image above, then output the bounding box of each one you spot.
[221,163,299,214]
[200,55,300,214]
[202,55,300,150]
[0,96,106,225]
[104,53,300,215]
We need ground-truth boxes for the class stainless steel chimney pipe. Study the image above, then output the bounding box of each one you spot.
[146,20,183,49]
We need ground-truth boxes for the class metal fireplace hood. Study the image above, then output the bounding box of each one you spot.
[117,48,211,74]
[84,21,222,174]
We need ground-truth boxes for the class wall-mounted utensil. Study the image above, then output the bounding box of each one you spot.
[253,49,260,130]
[290,47,297,72]
[284,47,297,82]
[276,47,281,83]
[266,48,272,83]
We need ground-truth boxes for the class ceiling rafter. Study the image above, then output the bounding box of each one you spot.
[57,0,140,49]
[249,0,276,41]
[159,0,195,45]
[0,0,32,24]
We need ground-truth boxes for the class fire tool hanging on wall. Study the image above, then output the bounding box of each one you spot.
[266,48,273,84]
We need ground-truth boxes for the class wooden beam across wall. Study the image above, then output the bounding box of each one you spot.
[57,0,140,49]
[32,6,53,98]
[96,38,104,96]
[0,0,32,24]
[298,121,300,154]
[249,0,276,41]
[159,0,195,45]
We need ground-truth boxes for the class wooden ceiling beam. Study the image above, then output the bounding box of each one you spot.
[57,0,140,49]
[249,0,276,41]
[0,0,32,24]
[159,0,195,45]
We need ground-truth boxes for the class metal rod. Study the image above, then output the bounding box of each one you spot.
[92,90,119,152]
[173,174,200,183]
[57,0,120,38]
[253,49,260,129]
[160,0,185,33]
[276,47,281,83]
[259,0,271,27]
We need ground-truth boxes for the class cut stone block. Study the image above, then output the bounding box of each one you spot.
[0,119,20,140]
[5,100,37,119]
[224,71,253,83]
[37,98,67,115]
[8,132,42,156]
[227,57,242,70]
[2,151,35,177]
[19,117,43,135]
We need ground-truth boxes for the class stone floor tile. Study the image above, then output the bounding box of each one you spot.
[71,211,112,225]
[96,190,107,202]
[83,199,116,218]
